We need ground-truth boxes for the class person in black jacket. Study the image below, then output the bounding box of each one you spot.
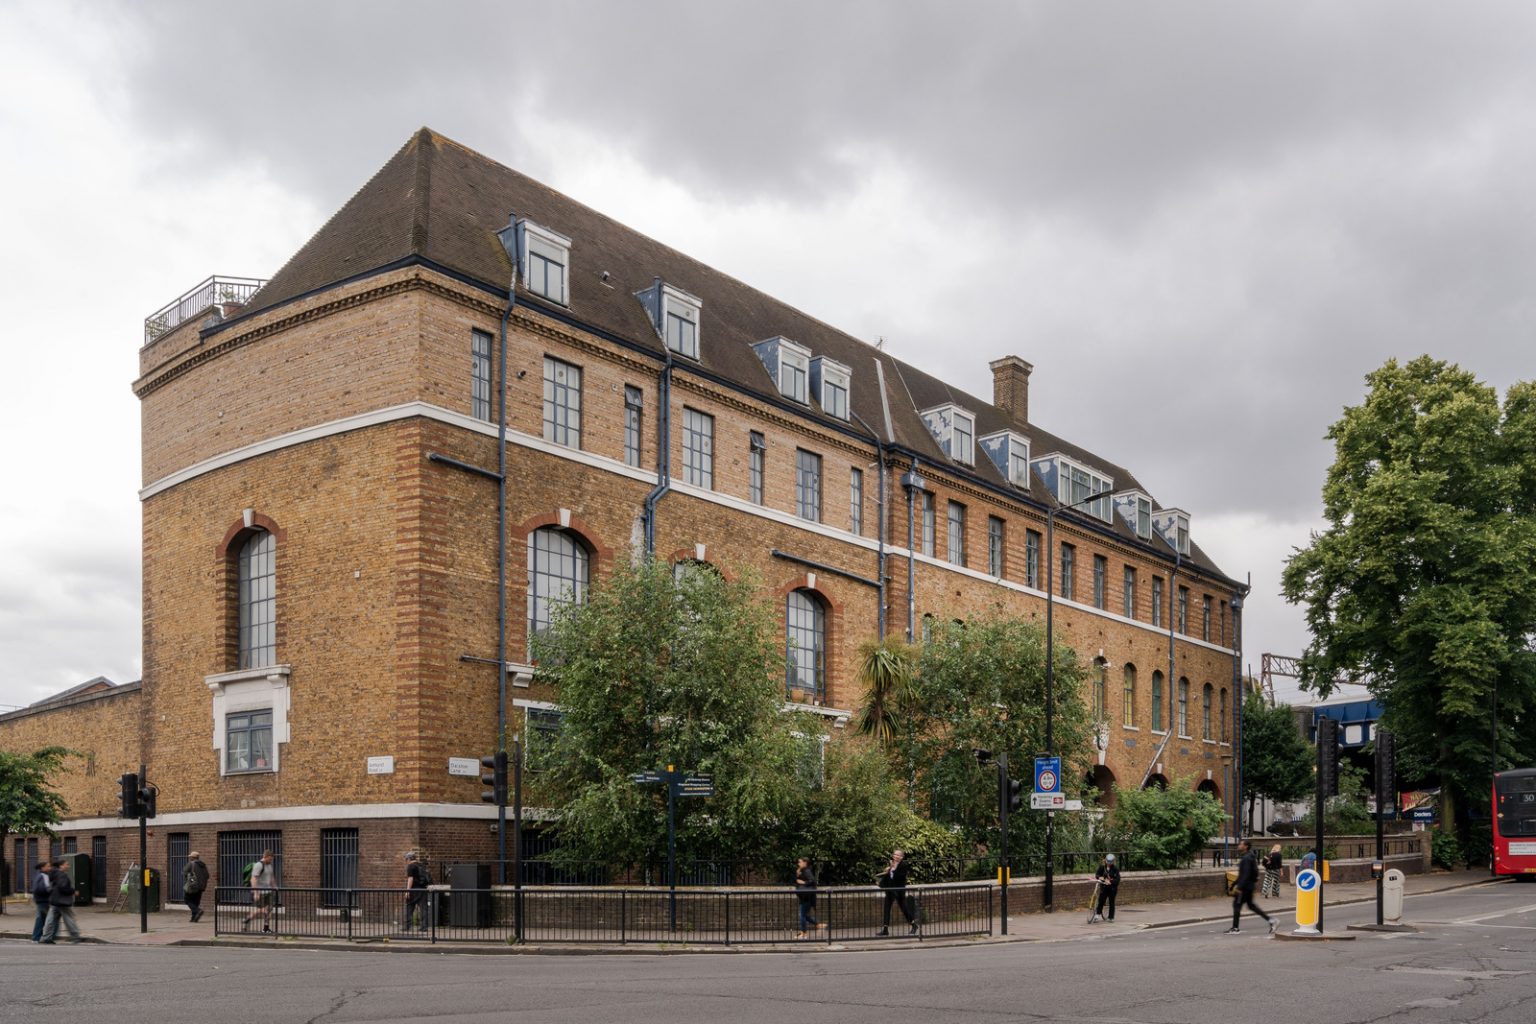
[1091,853,1121,922]
[1227,840,1276,935]
[794,857,820,938]
[31,860,54,942]
[40,859,82,944]
[183,851,211,923]
[875,849,918,935]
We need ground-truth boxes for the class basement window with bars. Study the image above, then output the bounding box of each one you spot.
[218,831,282,905]
[321,828,359,906]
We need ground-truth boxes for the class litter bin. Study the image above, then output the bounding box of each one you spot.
[63,853,94,904]
[1383,868,1406,923]
[128,867,162,913]
[449,862,492,927]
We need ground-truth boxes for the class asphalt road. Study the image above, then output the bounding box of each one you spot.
[3,882,1533,1024]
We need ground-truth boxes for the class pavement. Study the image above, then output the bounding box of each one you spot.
[0,868,1498,953]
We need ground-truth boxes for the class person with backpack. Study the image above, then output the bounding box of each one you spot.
[40,859,82,944]
[1226,840,1277,935]
[183,851,210,923]
[242,849,277,932]
[31,860,54,942]
[403,851,431,932]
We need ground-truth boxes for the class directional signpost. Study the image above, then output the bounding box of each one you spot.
[632,765,713,930]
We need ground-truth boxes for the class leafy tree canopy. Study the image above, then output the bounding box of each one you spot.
[1106,779,1225,870]
[1282,357,1536,827]
[0,746,76,840]
[1239,693,1314,818]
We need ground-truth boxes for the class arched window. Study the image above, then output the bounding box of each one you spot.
[237,530,276,669]
[1177,677,1190,736]
[920,613,936,646]
[1122,664,1137,728]
[1092,658,1107,722]
[528,527,589,635]
[1151,671,1164,731]
[786,589,826,702]
[1202,683,1213,740]
[1220,687,1229,742]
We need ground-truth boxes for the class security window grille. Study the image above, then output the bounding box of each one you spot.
[920,493,935,555]
[529,527,589,635]
[1177,678,1190,736]
[667,311,698,359]
[218,831,281,906]
[167,833,190,902]
[823,377,848,419]
[1152,672,1165,731]
[1122,665,1136,728]
[92,836,107,896]
[1151,576,1164,627]
[1202,595,1212,641]
[471,330,492,421]
[1123,566,1136,618]
[542,357,582,448]
[1202,684,1214,739]
[237,530,275,669]
[988,516,1005,576]
[623,386,643,468]
[1177,586,1189,634]
[63,837,76,854]
[796,450,822,521]
[849,468,864,535]
[785,590,825,702]
[226,709,273,772]
[1025,530,1041,588]
[682,408,714,488]
[1093,555,1107,609]
[947,501,966,565]
[1060,543,1075,600]
[749,432,766,505]
[525,708,565,771]
[320,828,359,907]
[527,250,566,303]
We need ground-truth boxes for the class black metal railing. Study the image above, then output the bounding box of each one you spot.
[212,883,994,945]
[144,275,267,344]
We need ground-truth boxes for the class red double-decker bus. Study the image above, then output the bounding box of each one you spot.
[1493,769,1536,878]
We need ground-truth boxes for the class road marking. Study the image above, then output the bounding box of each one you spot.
[1448,902,1536,925]
[1387,966,1528,980]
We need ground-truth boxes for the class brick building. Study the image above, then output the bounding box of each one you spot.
[3,128,1245,897]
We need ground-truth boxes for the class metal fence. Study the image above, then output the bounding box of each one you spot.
[212,883,994,945]
[143,275,267,344]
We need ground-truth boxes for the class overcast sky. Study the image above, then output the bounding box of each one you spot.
[1,1,1531,711]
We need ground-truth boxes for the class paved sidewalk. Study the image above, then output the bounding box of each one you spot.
[0,869,1496,953]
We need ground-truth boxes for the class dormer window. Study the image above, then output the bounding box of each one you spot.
[979,430,1030,487]
[516,219,572,305]
[1152,508,1192,556]
[1113,490,1154,540]
[636,281,703,359]
[751,337,812,403]
[811,356,851,420]
[1030,454,1113,522]
[920,403,975,466]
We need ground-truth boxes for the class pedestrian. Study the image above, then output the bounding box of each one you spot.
[1226,840,1276,935]
[1300,849,1318,874]
[40,859,82,944]
[403,851,430,932]
[1261,844,1283,900]
[1090,853,1121,922]
[30,859,54,942]
[794,856,820,938]
[875,848,918,936]
[242,849,277,933]
[183,852,210,923]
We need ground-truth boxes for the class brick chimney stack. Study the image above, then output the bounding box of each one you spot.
[990,356,1033,425]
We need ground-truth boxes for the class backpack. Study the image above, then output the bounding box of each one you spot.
[417,864,434,888]
[242,861,255,885]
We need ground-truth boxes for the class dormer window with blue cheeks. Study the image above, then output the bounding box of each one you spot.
[1151,508,1192,556]
[979,430,1030,488]
[751,337,812,404]
[920,403,976,466]
[810,356,851,420]
[1030,454,1113,521]
[636,281,703,359]
[516,219,573,305]
[1113,491,1154,540]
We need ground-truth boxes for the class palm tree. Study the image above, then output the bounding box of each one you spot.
[857,639,917,746]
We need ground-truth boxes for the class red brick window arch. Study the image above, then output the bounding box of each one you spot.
[785,589,827,704]
[528,526,590,637]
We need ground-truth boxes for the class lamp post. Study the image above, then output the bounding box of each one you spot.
[1042,487,1113,912]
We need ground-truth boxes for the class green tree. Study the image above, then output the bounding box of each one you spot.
[1105,779,1225,869]
[1282,357,1536,835]
[1239,694,1314,829]
[1,747,76,888]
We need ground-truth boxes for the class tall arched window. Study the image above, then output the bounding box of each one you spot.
[528,527,589,635]
[1202,683,1213,739]
[1151,671,1164,731]
[1122,664,1137,728]
[786,590,826,702]
[1220,687,1229,742]
[1093,658,1107,722]
[238,530,276,669]
[1177,677,1190,736]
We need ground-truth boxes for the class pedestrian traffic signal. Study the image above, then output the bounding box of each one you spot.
[1007,778,1024,813]
[1317,716,1341,798]
[139,783,158,819]
[119,772,141,818]
[481,751,509,805]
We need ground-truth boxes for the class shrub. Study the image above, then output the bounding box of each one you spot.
[1431,829,1463,870]
[1105,779,1225,870]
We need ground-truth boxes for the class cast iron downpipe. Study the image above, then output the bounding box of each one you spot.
[851,410,888,639]
[642,279,674,555]
[900,458,925,641]
[493,221,517,886]
[1140,551,1182,789]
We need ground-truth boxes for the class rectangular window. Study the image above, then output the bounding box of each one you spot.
[320,828,359,907]
[471,330,492,421]
[1060,542,1075,600]
[226,709,273,773]
[796,449,822,521]
[1202,595,1212,642]
[1177,586,1189,634]
[1152,673,1165,732]
[782,356,808,404]
[1009,447,1029,488]
[947,501,966,565]
[218,831,282,907]
[849,467,863,535]
[1177,679,1189,736]
[1025,530,1041,588]
[920,493,935,556]
[988,516,1005,577]
[823,377,848,419]
[92,836,107,896]
[1093,555,1107,609]
[667,311,698,359]
[749,432,766,505]
[1123,566,1136,618]
[953,411,974,465]
[541,356,582,448]
[527,249,566,303]
[1122,667,1135,728]
[167,832,190,902]
[623,386,643,468]
[1152,576,1164,627]
[682,408,714,488]
[525,708,565,772]
[1220,601,1228,646]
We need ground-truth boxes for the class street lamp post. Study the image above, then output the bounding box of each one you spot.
[1042,487,1113,912]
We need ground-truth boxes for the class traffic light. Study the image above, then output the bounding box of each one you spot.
[140,783,158,819]
[1317,716,1341,797]
[481,751,509,805]
[1375,729,1396,808]
[1007,778,1024,813]
[119,772,141,818]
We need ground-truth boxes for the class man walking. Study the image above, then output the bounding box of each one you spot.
[31,859,54,942]
[40,859,82,944]
[183,851,210,923]
[1090,853,1121,923]
[1227,840,1276,935]
[876,848,918,936]
[403,851,430,932]
[242,849,277,933]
